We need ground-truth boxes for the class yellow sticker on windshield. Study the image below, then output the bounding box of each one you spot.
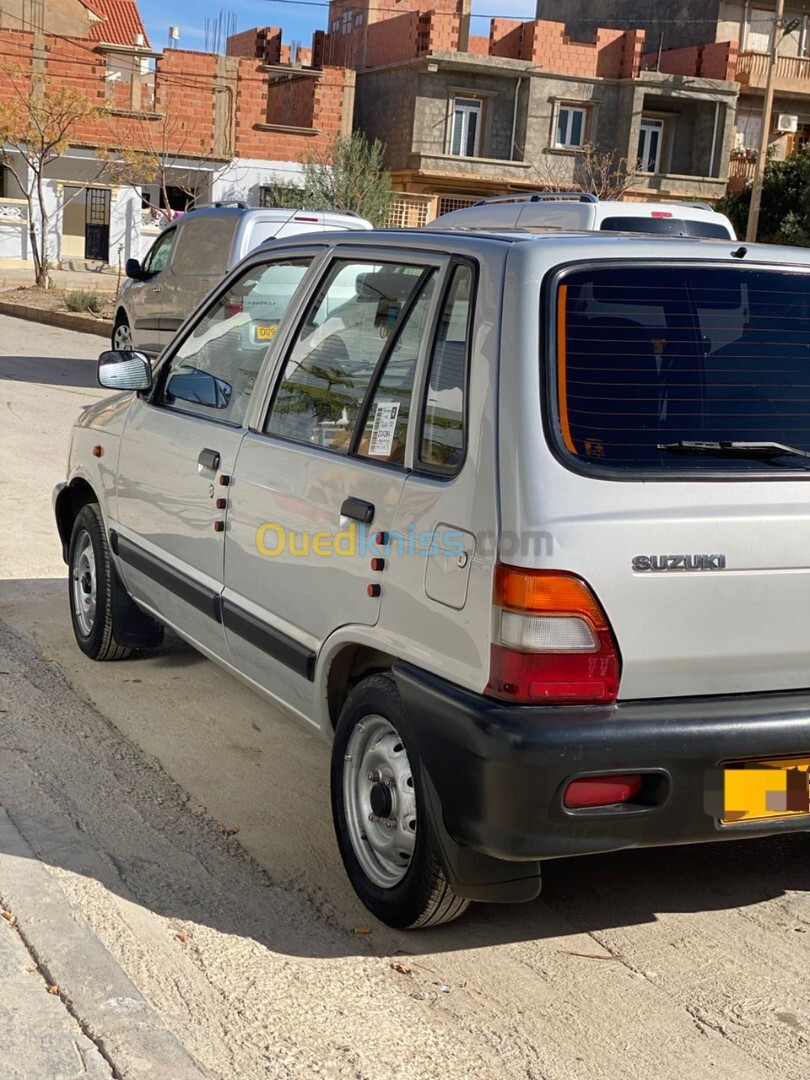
[255,324,277,342]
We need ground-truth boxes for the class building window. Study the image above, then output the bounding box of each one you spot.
[746,8,774,53]
[555,105,588,149]
[638,117,665,174]
[450,97,483,158]
[342,9,352,33]
[331,18,340,32]
[354,11,363,26]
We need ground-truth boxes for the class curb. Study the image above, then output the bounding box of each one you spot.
[0,301,113,339]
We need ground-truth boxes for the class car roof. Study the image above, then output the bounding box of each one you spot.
[248,227,810,268]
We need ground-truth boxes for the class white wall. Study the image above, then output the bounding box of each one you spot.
[210,159,307,206]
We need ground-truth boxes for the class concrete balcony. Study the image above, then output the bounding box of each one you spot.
[736,51,810,96]
[405,152,533,185]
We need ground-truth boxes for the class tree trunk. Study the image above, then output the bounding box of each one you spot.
[35,171,51,289]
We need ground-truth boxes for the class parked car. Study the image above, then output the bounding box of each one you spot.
[429,191,737,239]
[113,203,373,356]
[56,227,810,929]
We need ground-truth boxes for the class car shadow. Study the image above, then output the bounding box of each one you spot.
[0,591,809,963]
[0,354,102,389]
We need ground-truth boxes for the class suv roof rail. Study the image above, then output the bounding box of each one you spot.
[473,191,599,207]
[683,202,715,213]
[186,201,249,212]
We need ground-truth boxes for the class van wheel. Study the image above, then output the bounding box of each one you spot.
[112,313,132,351]
[331,673,470,929]
[68,504,132,661]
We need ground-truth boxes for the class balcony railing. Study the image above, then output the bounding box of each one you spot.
[736,51,810,92]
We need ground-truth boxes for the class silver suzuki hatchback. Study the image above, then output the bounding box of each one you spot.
[55,228,810,928]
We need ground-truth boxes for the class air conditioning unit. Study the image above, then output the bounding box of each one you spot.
[776,113,799,133]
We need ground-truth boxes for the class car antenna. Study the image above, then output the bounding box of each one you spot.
[731,246,748,259]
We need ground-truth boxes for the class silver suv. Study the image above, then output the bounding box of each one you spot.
[56,228,810,928]
[114,203,372,356]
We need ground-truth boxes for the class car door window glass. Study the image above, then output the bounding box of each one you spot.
[144,228,175,275]
[419,264,472,472]
[159,258,312,427]
[356,275,436,465]
[265,260,428,453]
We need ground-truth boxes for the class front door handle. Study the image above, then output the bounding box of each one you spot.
[340,497,375,524]
[198,448,221,471]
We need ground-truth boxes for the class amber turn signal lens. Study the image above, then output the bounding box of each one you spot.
[493,566,610,630]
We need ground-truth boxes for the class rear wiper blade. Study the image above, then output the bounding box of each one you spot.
[658,440,810,460]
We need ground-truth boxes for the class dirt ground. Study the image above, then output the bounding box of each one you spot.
[1,314,809,1080]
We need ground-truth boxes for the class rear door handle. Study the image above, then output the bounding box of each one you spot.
[340,497,375,524]
[198,448,221,471]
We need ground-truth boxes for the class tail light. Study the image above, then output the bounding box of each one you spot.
[485,566,620,705]
[225,303,243,318]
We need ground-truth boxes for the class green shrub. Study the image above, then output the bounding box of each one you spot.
[64,289,105,313]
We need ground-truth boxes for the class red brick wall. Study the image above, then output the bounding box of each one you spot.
[489,18,644,78]
[0,30,354,166]
[226,27,282,65]
[644,41,738,80]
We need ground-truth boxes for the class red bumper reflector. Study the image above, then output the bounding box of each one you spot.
[563,774,643,809]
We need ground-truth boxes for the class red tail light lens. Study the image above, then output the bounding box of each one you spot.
[564,774,643,809]
[485,567,620,705]
[225,303,243,318]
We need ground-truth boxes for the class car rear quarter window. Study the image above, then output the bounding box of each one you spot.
[552,264,810,474]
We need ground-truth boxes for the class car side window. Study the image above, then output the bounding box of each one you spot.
[355,275,436,465]
[264,259,430,453]
[419,263,473,473]
[158,257,313,427]
[144,228,175,276]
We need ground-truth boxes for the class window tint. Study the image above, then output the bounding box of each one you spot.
[160,258,312,426]
[420,264,472,471]
[599,216,732,239]
[144,228,175,274]
[169,215,238,276]
[356,276,436,464]
[265,260,428,453]
[554,265,810,472]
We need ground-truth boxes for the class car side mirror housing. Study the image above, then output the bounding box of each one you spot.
[125,258,144,280]
[97,350,153,391]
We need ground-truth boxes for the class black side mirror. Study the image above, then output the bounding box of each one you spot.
[125,258,144,280]
[165,367,232,409]
[97,350,152,391]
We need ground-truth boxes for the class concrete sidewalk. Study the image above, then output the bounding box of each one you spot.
[0,267,119,291]
[1,912,113,1079]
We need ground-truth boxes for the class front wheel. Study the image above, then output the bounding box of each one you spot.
[112,312,132,351]
[331,673,469,929]
[68,504,132,661]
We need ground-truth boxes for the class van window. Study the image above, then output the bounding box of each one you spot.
[553,265,810,472]
[265,260,430,453]
[169,215,238,276]
[419,263,473,472]
[599,216,733,239]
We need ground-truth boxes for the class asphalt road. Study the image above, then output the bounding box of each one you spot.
[1,313,809,1080]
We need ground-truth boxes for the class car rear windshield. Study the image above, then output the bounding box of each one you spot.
[599,216,732,239]
[552,264,810,473]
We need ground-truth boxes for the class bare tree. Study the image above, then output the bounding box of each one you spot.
[100,107,204,223]
[0,71,105,286]
[523,143,642,200]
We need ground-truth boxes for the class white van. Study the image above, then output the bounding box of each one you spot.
[113,203,372,356]
[430,191,737,240]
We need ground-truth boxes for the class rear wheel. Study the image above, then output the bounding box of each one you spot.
[68,504,132,661]
[331,673,469,929]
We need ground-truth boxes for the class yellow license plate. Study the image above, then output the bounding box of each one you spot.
[719,757,810,823]
[254,324,277,342]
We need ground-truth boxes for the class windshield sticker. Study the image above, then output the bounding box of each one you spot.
[368,402,400,456]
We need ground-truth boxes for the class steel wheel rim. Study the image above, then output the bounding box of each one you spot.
[343,715,417,889]
[71,530,97,637]
[113,321,132,350]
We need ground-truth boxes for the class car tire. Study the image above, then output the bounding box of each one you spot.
[331,672,470,929]
[112,312,132,351]
[68,503,133,661]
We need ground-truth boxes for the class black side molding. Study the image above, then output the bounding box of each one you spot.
[113,533,222,624]
[222,600,315,681]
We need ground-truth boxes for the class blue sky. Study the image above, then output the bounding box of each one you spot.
[139,0,536,54]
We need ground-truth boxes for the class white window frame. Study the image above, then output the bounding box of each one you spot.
[638,116,665,174]
[449,96,483,158]
[555,105,588,149]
